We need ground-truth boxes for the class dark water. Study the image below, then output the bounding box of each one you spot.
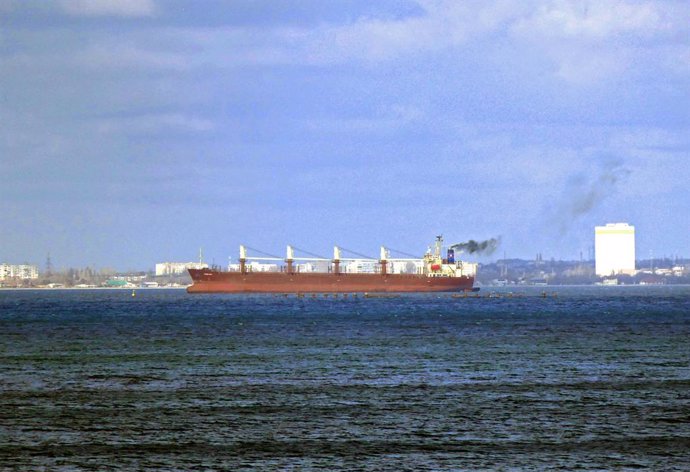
[1,287,689,471]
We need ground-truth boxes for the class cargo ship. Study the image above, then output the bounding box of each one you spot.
[187,236,476,294]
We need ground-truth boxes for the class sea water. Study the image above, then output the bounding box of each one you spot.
[1,287,689,470]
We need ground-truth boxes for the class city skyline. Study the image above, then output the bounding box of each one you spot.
[4,222,689,275]
[2,1,689,270]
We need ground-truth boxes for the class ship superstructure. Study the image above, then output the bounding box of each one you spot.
[187,236,476,293]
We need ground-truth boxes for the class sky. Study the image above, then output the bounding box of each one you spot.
[1,0,689,271]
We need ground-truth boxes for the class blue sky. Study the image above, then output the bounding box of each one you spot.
[1,0,689,270]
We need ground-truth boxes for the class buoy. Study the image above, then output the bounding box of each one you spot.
[131,290,136,297]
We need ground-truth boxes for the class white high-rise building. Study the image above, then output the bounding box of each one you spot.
[0,264,39,280]
[595,223,636,276]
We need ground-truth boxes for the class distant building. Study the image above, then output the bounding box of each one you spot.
[595,223,636,276]
[105,279,136,288]
[111,275,147,282]
[0,263,39,280]
[155,262,208,276]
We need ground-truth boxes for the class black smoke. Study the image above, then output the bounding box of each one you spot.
[449,237,501,255]
[554,159,631,235]
[569,163,630,218]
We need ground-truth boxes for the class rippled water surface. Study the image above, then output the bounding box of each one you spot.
[1,287,689,470]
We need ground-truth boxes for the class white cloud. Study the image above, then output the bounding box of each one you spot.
[508,0,690,84]
[97,113,215,135]
[551,46,628,84]
[303,103,425,136]
[305,1,523,63]
[168,0,689,89]
[58,0,156,17]
[76,42,188,70]
[512,0,666,40]
[172,1,523,67]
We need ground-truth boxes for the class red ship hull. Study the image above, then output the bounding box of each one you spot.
[187,269,474,293]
